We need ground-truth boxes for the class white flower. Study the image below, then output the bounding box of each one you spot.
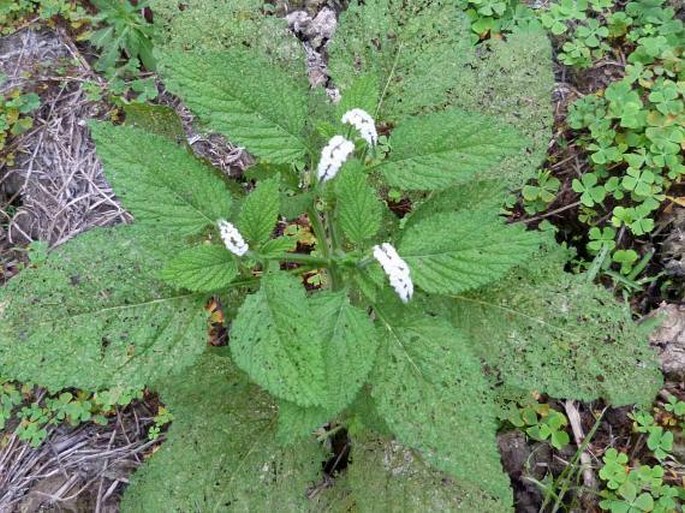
[317,135,355,182]
[372,243,413,303]
[341,108,378,147]
[217,219,249,256]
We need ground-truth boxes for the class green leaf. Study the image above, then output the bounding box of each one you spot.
[238,176,281,247]
[152,0,303,70]
[122,103,185,142]
[633,493,654,511]
[281,191,314,220]
[450,244,662,407]
[398,211,542,294]
[258,236,297,257]
[276,400,332,445]
[91,122,232,236]
[329,1,474,120]
[158,244,238,292]
[121,354,324,512]
[311,291,378,410]
[371,307,512,503]
[330,3,553,189]
[159,50,310,164]
[335,161,383,245]
[0,225,206,391]
[230,272,326,407]
[405,179,506,229]
[438,30,554,189]
[374,109,524,190]
[336,73,380,118]
[317,433,510,512]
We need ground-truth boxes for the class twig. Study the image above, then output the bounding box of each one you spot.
[564,400,597,490]
[515,201,582,224]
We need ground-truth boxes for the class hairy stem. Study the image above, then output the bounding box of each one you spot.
[307,204,339,289]
[261,252,332,266]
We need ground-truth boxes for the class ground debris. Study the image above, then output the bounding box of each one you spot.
[649,303,685,380]
[1,26,128,249]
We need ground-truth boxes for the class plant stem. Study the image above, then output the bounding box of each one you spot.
[327,209,342,255]
[261,252,331,266]
[307,204,339,288]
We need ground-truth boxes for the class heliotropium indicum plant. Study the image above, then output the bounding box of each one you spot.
[0,1,662,511]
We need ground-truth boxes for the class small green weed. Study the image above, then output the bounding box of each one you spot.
[88,0,156,73]
[521,170,561,215]
[598,447,684,513]
[0,378,144,447]
[0,0,88,34]
[148,406,173,441]
[508,401,571,450]
[0,86,41,164]
[597,404,685,512]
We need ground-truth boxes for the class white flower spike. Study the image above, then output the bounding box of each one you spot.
[341,108,378,147]
[372,243,413,303]
[217,219,249,256]
[317,135,355,182]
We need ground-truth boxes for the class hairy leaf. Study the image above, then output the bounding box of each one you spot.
[450,245,662,407]
[406,179,506,229]
[151,0,302,70]
[336,73,380,119]
[335,162,382,245]
[329,0,474,120]
[330,1,553,189]
[258,236,297,257]
[158,244,237,292]
[446,30,555,189]
[159,50,310,164]
[230,272,326,407]
[371,308,512,503]
[238,176,281,247]
[375,109,523,190]
[91,122,232,236]
[0,225,206,391]
[312,291,378,410]
[277,400,332,445]
[121,354,324,512]
[335,434,511,512]
[398,211,541,294]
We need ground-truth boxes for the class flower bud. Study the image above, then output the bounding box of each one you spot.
[372,243,413,303]
[217,219,249,256]
[317,135,355,182]
[341,108,378,147]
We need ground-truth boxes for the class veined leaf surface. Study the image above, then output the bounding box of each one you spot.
[0,224,207,390]
[335,161,382,245]
[238,175,281,247]
[375,109,523,190]
[450,245,662,407]
[159,50,310,164]
[121,355,324,512]
[159,244,238,292]
[398,210,541,294]
[91,122,232,236]
[371,309,512,503]
[230,272,327,407]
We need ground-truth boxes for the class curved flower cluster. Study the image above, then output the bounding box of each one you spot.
[217,219,249,256]
[342,108,378,147]
[317,135,355,182]
[372,243,413,303]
